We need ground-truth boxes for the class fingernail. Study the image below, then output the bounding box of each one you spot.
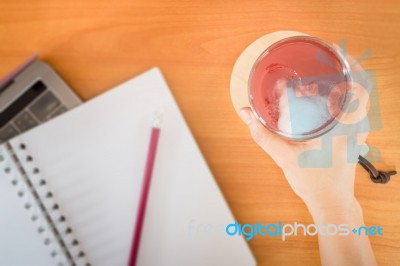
[239,109,253,125]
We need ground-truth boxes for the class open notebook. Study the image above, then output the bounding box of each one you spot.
[0,68,255,266]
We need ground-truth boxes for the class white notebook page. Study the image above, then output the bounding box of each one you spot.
[0,145,66,266]
[9,68,255,266]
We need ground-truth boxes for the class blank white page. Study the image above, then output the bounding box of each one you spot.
[9,68,255,266]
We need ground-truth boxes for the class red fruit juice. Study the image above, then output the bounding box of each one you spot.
[249,36,350,138]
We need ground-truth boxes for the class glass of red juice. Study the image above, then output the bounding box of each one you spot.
[248,36,352,140]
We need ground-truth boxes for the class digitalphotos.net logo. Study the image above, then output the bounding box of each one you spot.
[226,221,384,241]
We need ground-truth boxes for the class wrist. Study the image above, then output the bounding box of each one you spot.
[306,197,363,225]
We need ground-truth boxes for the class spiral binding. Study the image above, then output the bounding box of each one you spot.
[1,142,90,266]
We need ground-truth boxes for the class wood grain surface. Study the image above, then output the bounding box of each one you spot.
[1,1,399,265]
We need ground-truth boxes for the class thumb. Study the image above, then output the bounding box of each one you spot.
[239,107,290,155]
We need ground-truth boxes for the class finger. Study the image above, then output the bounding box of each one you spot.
[239,107,290,155]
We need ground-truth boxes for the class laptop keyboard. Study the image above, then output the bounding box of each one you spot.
[0,85,67,143]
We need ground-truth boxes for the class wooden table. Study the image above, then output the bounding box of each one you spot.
[1,0,399,265]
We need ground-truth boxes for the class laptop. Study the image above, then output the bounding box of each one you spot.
[0,60,81,143]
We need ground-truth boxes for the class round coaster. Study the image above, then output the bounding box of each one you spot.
[229,30,309,115]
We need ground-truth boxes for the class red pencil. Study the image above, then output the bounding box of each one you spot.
[128,120,161,266]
